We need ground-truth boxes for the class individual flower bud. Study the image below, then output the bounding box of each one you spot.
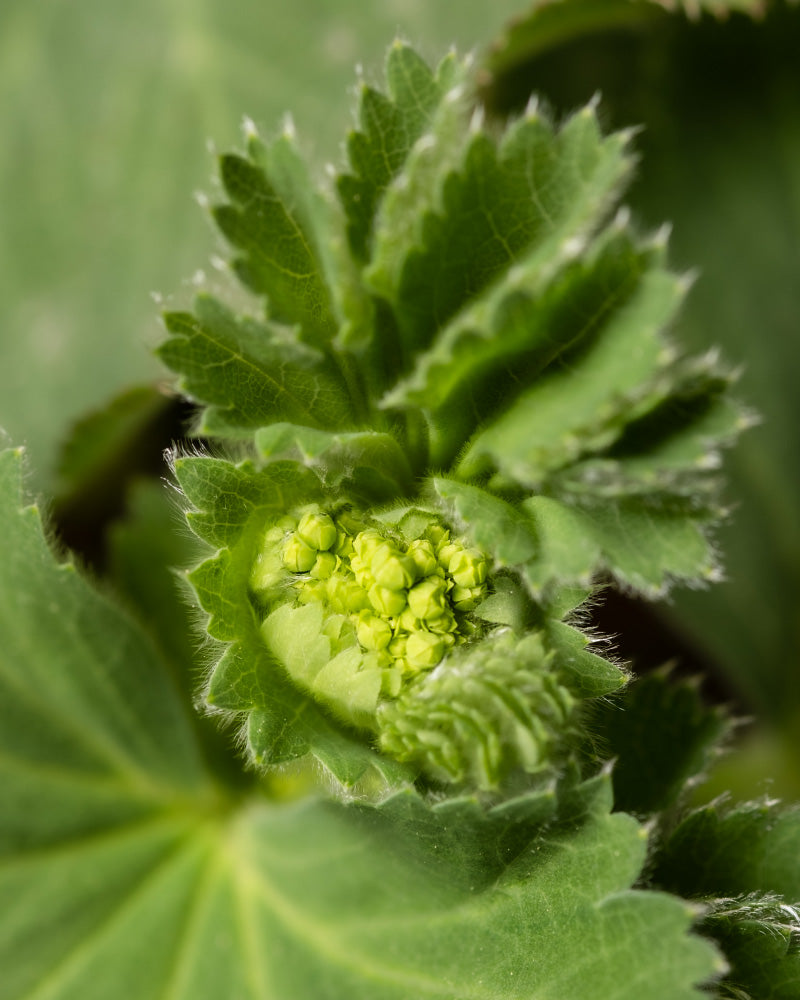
[426,608,458,635]
[296,510,337,551]
[371,542,417,591]
[325,575,370,615]
[451,584,485,611]
[436,539,461,571]
[449,548,488,589]
[405,630,446,671]
[297,579,327,605]
[352,529,384,561]
[396,607,423,634]
[368,583,407,618]
[407,576,449,621]
[407,538,438,578]
[381,667,403,698]
[356,611,393,651]
[388,634,408,660]
[310,551,338,579]
[333,529,355,559]
[283,533,317,572]
[424,524,449,549]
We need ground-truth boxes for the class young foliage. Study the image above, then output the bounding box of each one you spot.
[650,798,800,1000]
[1,445,729,998]
[157,41,746,793]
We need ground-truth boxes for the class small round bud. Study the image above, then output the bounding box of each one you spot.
[297,579,327,605]
[388,634,407,659]
[296,511,337,551]
[426,608,458,634]
[405,630,446,671]
[396,607,423,633]
[309,551,337,579]
[437,540,461,571]
[283,534,317,572]
[449,548,487,588]
[352,529,384,561]
[451,584,486,611]
[356,611,392,651]
[333,529,355,559]
[325,575,370,615]
[368,583,407,618]
[371,542,417,591]
[381,668,403,698]
[407,538,438,578]
[424,524,449,548]
[407,576,449,621]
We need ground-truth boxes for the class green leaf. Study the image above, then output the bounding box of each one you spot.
[651,800,800,1000]
[544,619,628,699]
[0,447,724,997]
[0,445,214,857]
[482,0,764,92]
[458,254,688,484]
[380,113,638,459]
[701,895,800,1000]
[432,475,539,575]
[213,129,338,348]
[652,799,800,903]
[590,669,730,816]
[159,294,353,437]
[175,455,323,549]
[523,493,719,597]
[255,423,415,500]
[337,41,457,261]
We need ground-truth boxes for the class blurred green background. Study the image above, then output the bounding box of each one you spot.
[1,0,798,795]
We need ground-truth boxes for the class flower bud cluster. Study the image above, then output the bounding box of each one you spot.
[255,506,490,695]
[377,631,576,789]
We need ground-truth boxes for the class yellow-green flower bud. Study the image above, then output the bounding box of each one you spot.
[368,583,407,618]
[283,534,317,572]
[356,611,393,651]
[297,579,327,605]
[451,584,485,611]
[333,529,355,559]
[407,576,449,621]
[426,608,458,634]
[405,630,446,671]
[310,551,338,579]
[437,540,461,571]
[449,548,488,588]
[424,524,449,549]
[371,542,417,591]
[296,511,337,551]
[407,538,438,578]
[352,529,384,561]
[381,667,403,698]
[325,575,370,615]
[388,634,407,660]
[396,607,423,633]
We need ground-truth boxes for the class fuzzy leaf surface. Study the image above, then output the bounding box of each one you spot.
[159,294,352,437]
[651,799,800,1000]
[213,131,338,348]
[0,457,720,999]
[523,494,718,597]
[338,42,456,261]
[590,670,730,816]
